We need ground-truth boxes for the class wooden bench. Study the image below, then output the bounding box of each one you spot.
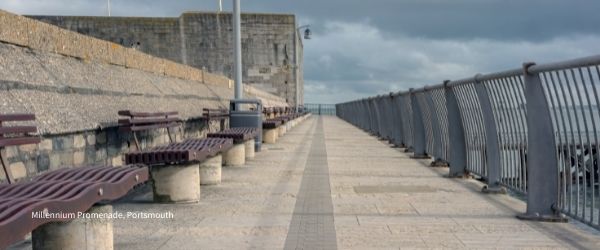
[118,110,180,151]
[120,110,236,203]
[0,113,149,249]
[208,127,259,165]
[203,108,229,131]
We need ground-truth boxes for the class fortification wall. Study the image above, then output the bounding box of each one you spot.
[29,12,304,106]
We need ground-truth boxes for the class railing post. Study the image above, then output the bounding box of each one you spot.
[403,94,414,152]
[474,75,506,194]
[444,81,468,177]
[410,89,429,159]
[517,63,566,222]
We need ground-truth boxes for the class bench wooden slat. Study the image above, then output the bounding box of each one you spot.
[0,165,149,249]
[118,111,178,117]
[0,114,36,122]
[118,123,180,132]
[118,117,180,125]
[0,137,41,147]
[124,138,233,166]
[0,126,37,135]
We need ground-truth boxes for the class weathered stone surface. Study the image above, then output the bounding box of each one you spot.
[73,135,86,149]
[39,139,53,151]
[9,161,27,179]
[73,150,85,165]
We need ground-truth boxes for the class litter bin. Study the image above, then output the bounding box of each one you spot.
[230,99,263,152]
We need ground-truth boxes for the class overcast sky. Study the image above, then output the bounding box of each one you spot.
[2,0,600,104]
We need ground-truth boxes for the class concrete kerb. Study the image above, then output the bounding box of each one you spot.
[151,163,201,203]
[223,143,246,167]
[32,205,114,250]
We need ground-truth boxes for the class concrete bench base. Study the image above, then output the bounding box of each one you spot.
[200,154,222,185]
[244,139,255,159]
[32,205,114,250]
[263,128,278,144]
[224,143,245,167]
[151,163,200,203]
[278,125,287,136]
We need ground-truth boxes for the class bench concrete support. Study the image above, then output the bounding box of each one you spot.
[151,164,200,203]
[278,125,287,136]
[199,154,222,185]
[263,128,278,144]
[224,143,246,166]
[32,205,114,250]
[245,139,255,159]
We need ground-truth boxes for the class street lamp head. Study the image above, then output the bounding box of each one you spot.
[304,28,312,39]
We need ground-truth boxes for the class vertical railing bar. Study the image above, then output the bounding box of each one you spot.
[585,66,600,225]
[503,76,526,193]
[513,76,531,193]
[457,84,479,175]
[581,66,599,224]
[489,78,513,190]
[557,70,582,218]
[561,69,586,219]
[422,93,435,157]
[469,83,487,177]
[459,85,477,174]
[426,90,446,165]
[571,68,593,222]
[541,72,567,209]
[485,79,506,186]
[550,70,575,215]
[475,75,506,193]
[501,76,523,192]
[435,89,450,162]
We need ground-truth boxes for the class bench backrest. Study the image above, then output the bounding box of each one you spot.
[118,110,181,151]
[202,108,229,121]
[0,114,41,184]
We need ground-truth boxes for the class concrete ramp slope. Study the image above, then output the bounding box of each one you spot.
[0,10,287,135]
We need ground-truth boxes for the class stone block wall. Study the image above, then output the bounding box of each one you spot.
[28,11,303,107]
[0,119,227,183]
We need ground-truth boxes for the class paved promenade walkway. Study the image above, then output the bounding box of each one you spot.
[13,116,600,249]
[118,116,600,249]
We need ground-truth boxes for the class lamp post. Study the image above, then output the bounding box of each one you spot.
[233,0,242,100]
[107,0,111,16]
[295,25,311,111]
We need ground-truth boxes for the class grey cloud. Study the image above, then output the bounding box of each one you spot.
[2,1,600,104]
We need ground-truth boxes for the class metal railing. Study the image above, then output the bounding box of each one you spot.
[304,103,336,116]
[336,55,600,229]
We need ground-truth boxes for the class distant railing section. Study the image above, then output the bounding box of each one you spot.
[336,55,600,229]
[304,104,336,116]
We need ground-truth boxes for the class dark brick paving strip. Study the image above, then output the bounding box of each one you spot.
[284,117,337,250]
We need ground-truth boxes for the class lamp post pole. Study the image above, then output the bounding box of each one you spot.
[107,0,111,16]
[233,0,243,100]
[295,25,310,112]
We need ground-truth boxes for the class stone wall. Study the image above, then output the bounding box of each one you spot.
[29,12,304,106]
